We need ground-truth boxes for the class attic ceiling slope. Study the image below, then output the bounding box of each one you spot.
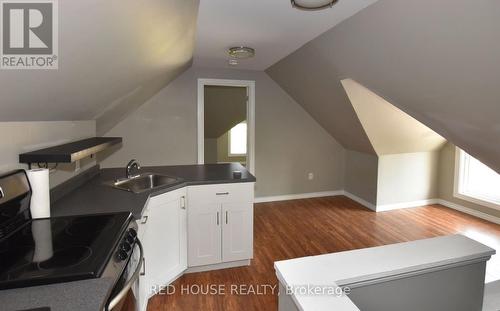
[341,79,446,155]
[267,0,500,173]
[0,0,200,132]
[266,40,376,154]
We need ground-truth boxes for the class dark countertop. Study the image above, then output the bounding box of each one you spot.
[0,163,255,311]
[52,163,255,219]
[0,278,114,311]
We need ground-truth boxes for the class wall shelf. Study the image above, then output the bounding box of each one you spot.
[19,137,122,167]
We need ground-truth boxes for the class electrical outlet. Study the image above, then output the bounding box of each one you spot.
[308,172,314,180]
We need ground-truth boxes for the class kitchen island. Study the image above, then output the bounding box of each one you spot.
[275,234,495,311]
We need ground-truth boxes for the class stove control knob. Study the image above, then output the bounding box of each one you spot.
[120,242,132,252]
[125,234,135,245]
[117,250,128,261]
[128,228,137,238]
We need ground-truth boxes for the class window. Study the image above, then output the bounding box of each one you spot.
[455,148,500,209]
[229,122,247,156]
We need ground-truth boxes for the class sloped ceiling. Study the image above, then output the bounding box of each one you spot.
[341,79,446,155]
[204,86,246,139]
[194,0,379,70]
[266,45,376,154]
[267,0,500,172]
[0,0,200,136]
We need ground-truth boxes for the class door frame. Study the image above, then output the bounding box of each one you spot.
[197,78,255,175]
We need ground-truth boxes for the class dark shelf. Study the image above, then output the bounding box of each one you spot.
[19,137,122,165]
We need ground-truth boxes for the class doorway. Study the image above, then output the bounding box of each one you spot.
[197,79,255,174]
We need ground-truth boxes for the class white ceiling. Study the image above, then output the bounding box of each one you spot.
[194,0,379,70]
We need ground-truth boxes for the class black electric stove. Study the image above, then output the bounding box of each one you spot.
[0,170,137,291]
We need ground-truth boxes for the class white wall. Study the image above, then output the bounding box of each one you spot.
[377,152,439,206]
[0,121,96,187]
[99,66,345,197]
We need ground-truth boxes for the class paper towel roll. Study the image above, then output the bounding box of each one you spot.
[26,168,50,219]
[32,219,54,262]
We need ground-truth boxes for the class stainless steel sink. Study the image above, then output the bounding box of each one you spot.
[110,173,181,193]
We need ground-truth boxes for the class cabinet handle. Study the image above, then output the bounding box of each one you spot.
[217,212,220,226]
[225,211,228,224]
[141,215,148,224]
[140,257,146,276]
[180,196,186,209]
[216,192,229,196]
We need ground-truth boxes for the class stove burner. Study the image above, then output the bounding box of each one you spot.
[0,212,133,290]
[64,217,114,237]
[38,246,92,270]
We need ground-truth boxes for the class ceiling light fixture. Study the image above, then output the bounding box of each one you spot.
[228,46,255,59]
[291,0,338,11]
[228,59,239,66]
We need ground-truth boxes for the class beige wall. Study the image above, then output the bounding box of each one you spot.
[0,121,96,188]
[377,152,439,206]
[438,143,500,218]
[99,66,345,197]
[204,138,218,163]
[204,86,247,139]
[344,150,378,206]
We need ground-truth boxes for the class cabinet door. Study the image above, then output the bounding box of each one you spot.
[143,189,187,291]
[187,203,222,267]
[222,203,253,262]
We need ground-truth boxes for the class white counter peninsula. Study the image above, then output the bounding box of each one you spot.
[275,235,495,311]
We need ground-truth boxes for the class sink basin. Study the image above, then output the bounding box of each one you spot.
[110,173,180,193]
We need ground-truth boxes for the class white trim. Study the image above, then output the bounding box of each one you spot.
[437,199,500,225]
[342,191,377,211]
[186,259,250,273]
[453,147,500,211]
[254,190,500,225]
[254,191,344,203]
[197,78,256,175]
[454,192,500,211]
[376,199,439,212]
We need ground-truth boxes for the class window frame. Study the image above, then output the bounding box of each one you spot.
[454,147,500,210]
[228,122,247,157]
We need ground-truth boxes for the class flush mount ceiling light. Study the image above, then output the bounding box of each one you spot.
[228,46,255,59]
[291,0,338,10]
[228,59,239,66]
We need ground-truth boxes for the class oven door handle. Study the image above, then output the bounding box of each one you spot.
[106,238,144,311]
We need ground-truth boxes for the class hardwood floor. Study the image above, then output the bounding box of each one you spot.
[140,196,500,311]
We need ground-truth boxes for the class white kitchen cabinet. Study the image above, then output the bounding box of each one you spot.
[144,188,187,288]
[222,202,253,262]
[187,202,221,266]
[135,188,187,311]
[187,183,254,268]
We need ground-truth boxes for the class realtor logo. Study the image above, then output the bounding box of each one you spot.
[1,0,58,69]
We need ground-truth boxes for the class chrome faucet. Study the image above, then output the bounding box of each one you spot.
[126,159,141,179]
